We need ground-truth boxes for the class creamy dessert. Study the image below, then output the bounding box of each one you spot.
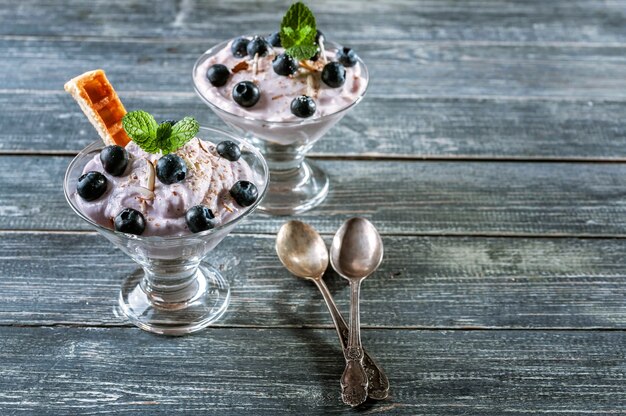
[74,137,258,237]
[194,43,366,122]
[65,70,260,237]
[193,2,367,123]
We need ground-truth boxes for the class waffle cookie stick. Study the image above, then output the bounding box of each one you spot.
[64,69,130,146]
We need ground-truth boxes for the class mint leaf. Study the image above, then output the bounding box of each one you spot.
[286,45,319,62]
[167,117,199,153]
[280,2,317,61]
[155,122,173,154]
[122,111,200,155]
[122,110,159,153]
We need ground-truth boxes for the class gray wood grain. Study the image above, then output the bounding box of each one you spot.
[2,0,626,43]
[0,326,624,415]
[3,39,626,98]
[3,155,626,236]
[4,92,626,160]
[1,1,626,414]
[1,232,626,329]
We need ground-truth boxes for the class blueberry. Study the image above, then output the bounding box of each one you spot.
[114,208,145,235]
[99,145,129,176]
[77,171,108,201]
[321,62,346,88]
[206,64,230,87]
[185,205,216,233]
[231,37,250,58]
[247,36,271,57]
[315,30,325,44]
[230,181,258,207]
[216,140,241,161]
[290,95,316,118]
[232,81,260,108]
[268,31,282,47]
[161,119,178,126]
[156,153,187,185]
[337,47,358,67]
[272,53,299,76]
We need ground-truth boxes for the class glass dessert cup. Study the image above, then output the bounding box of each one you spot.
[192,39,369,215]
[63,127,269,335]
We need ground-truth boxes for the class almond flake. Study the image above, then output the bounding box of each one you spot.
[299,60,318,72]
[144,158,155,192]
[198,139,210,153]
[253,53,259,76]
[306,74,317,97]
[318,37,328,64]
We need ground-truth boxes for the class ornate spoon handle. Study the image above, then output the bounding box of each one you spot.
[315,278,389,400]
[339,279,368,406]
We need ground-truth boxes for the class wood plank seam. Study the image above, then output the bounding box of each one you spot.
[4,229,626,239]
[4,89,626,103]
[5,34,626,48]
[7,150,626,164]
[3,323,626,331]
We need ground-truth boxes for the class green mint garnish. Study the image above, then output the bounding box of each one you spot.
[122,110,199,154]
[168,118,201,151]
[280,2,318,61]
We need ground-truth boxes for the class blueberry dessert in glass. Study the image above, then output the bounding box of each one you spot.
[193,2,369,214]
[63,69,268,335]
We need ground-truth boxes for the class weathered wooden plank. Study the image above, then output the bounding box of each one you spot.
[2,155,626,236]
[3,39,626,98]
[1,232,626,328]
[2,0,626,43]
[0,327,624,415]
[4,92,626,160]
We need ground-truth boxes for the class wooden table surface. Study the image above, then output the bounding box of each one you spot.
[1,1,626,414]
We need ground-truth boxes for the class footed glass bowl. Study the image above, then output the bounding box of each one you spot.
[193,39,369,215]
[64,127,269,335]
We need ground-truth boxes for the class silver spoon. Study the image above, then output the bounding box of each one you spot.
[276,220,389,401]
[330,217,384,407]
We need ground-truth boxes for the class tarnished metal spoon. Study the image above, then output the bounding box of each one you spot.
[330,217,384,407]
[276,220,389,402]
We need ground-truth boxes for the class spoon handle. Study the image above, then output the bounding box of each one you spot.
[339,279,369,406]
[314,278,389,400]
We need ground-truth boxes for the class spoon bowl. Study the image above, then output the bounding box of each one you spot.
[330,217,384,280]
[276,220,329,280]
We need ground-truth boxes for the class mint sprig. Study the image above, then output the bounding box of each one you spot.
[280,2,318,61]
[122,111,199,154]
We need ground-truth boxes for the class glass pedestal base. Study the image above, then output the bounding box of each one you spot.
[258,158,329,215]
[118,263,230,336]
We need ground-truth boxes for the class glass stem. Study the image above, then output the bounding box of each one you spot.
[140,260,203,307]
[250,139,309,172]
